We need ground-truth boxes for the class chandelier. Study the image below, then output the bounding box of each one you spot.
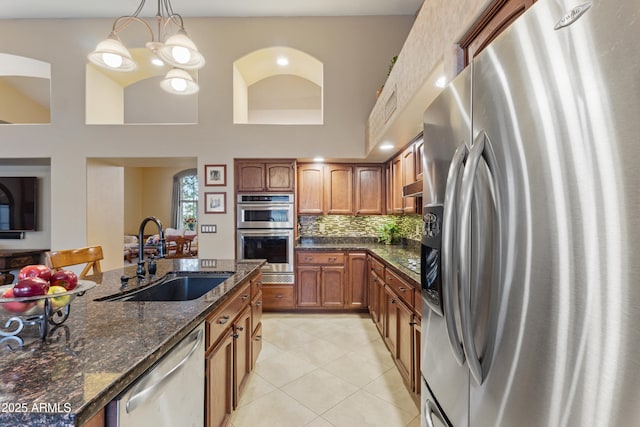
[88,0,204,95]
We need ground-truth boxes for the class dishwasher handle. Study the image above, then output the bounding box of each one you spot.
[126,327,203,414]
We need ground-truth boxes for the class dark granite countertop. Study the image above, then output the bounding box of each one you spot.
[0,258,264,427]
[296,238,420,284]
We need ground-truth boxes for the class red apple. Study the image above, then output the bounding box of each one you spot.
[13,277,49,297]
[50,269,78,291]
[1,288,36,313]
[18,264,52,282]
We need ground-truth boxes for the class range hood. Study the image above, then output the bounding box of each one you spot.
[402,180,423,198]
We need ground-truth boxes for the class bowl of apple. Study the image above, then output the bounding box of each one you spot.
[0,265,96,318]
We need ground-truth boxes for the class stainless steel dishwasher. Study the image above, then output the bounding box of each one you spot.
[106,323,205,427]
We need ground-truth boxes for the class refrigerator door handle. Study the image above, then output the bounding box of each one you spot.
[442,142,468,366]
[425,398,450,427]
[458,131,503,385]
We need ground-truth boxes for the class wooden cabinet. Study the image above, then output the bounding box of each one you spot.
[384,285,414,388]
[414,138,424,182]
[266,162,296,192]
[262,284,295,309]
[460,0,536,65]
[390,155,403,213]
[297,164,324,214]
[233,306,252,404]
[206,331,234,427]
[401,145,416,213]
[322,265,345,307]
[297,266,321,307]
[368,256,386,333]
[347,252,368,309]
[205,279,254,427]
[325,164,353,214]
[413,314,421,397]
[354,165,384,215]
[296,251,346,309]
[235,159,295,192]
[298,163,383,215]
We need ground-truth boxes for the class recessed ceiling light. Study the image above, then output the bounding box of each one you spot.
[277,57,289,67]
[151,57,164,67]
[380,143,394,151]
[313,157,325,162]
[435,75,447,88]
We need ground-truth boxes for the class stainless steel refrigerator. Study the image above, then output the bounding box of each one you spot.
[420,0,640,426]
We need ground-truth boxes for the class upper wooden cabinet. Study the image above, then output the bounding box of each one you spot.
[298,164,325,214]
[414,138,424,182]
[401,145,416,214]
[235,159,295,192]
[460,0,536,65]
[325,164,353,215]
[355,166,384,215]
[298,163,383,215]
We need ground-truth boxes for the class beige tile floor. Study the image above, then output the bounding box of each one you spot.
[230,312,420,427]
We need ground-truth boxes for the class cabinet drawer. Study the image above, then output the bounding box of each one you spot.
[251,290,263,332]
[297,252,344,265]
[385,269,414,308]
[262,285,295,308]
[206,283,251,349]
[251,273,262,298]
[369,257,385,277]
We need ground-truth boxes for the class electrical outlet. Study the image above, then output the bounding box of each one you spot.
[201,224,217,233]
[319,223,326,233]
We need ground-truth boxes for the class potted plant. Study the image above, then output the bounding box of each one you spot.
[377,55,398,99]
[377,219,400,245]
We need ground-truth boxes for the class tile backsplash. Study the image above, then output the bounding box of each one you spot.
[298,214,423,242]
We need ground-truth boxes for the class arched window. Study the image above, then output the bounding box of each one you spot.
[171,169,198,230]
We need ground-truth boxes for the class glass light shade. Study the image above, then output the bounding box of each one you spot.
[158,30,205,70]
[160,68,199,95]
[88,34,137,71]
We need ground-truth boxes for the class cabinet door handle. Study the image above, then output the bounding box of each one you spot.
[275,294,284,299]
[391,299,397,304]
[255,335,262,342]
[242,294,249,300]
[232,333,239,339]
[256,301,262,307]
[237,326,244,332]
[399,287,406,292]
[409,321,418,326]
[218,315,230,325]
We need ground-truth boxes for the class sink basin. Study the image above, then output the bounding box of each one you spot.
[97,273,233,302]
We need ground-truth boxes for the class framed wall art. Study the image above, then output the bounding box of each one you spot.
[204,164,226,186]
[204,192,226,214]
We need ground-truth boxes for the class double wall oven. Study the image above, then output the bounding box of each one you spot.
[236,194,295,284]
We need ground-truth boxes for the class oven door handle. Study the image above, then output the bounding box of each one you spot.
[238,230,293,236]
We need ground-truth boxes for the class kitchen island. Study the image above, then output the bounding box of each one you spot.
[0,258,264,427]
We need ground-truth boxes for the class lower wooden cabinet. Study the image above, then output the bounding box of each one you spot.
[206,331,234,427]
[347,252,368,309]
[205,278,258,427]
[251,322,263,369]
[234,306,252,405]
[262,284,295,309]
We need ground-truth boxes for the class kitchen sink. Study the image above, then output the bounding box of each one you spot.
[96,273,233,302]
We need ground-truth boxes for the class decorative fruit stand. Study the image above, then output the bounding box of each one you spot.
[0,280,95,348]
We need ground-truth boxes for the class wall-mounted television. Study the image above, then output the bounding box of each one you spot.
[0,177,38,231]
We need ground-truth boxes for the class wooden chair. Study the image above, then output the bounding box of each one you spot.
[44,245,104,279]
[166,237,192,259]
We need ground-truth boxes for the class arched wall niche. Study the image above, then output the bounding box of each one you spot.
[85,48,198,125]
[0,53,51,124]
[233,46,323,125]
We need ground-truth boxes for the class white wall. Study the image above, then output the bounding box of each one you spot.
[87,160,124,271]
[0,16,414,261]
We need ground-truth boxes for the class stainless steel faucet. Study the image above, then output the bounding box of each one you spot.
[136,216,166,277]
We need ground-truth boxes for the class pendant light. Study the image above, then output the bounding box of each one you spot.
[88,0,204,95]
